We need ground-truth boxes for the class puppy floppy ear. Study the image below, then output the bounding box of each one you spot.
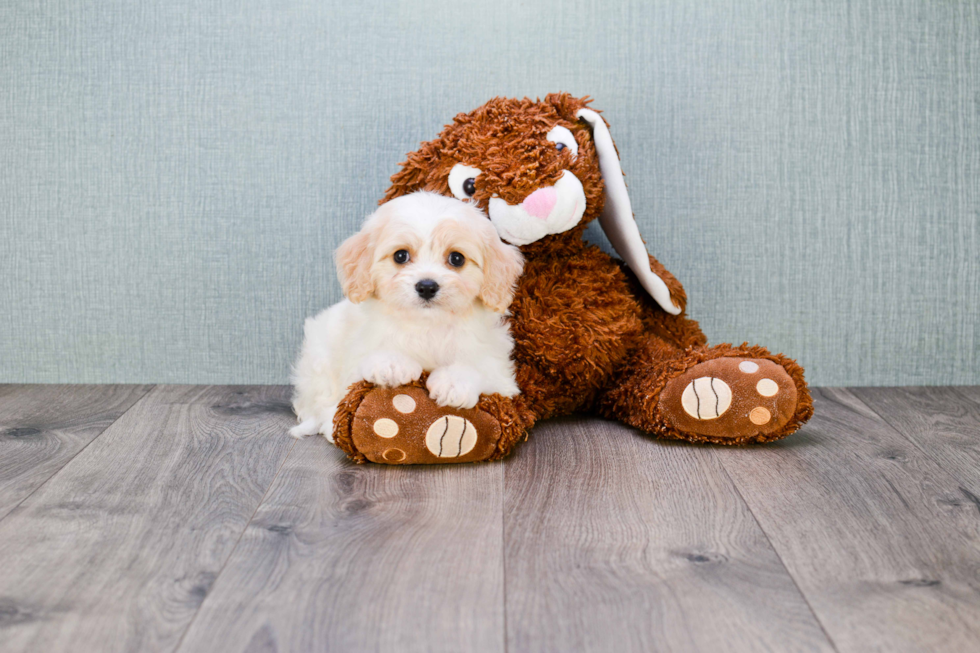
[335,225,375,303]
[576,108,682,316]
[480,232,525,313]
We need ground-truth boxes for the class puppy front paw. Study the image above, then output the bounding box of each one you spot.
[426,365,481,409]
[358,352,424,388]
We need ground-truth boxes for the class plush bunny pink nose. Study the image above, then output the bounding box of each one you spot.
[521,187,557,220]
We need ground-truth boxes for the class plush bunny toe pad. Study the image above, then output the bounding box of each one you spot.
[350,386,501,464]
[659,358,798,440]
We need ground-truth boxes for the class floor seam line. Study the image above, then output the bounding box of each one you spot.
[715,450,842,653]
[0,384,157,524]
[170,434,298,653]
[501,460,508,653]
[848,387,980,492]
[949,385,980,409]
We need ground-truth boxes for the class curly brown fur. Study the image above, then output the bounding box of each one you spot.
[483,394,537,460]
[332,379,375,463]
[335,93,812,461]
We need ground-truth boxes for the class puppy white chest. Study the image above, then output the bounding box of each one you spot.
[385,319,466,370]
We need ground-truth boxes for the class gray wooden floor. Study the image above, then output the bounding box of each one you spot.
[1,385,979,652]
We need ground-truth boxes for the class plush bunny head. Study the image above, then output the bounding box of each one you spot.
[383,93,681,315]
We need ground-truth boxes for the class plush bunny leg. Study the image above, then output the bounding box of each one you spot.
[599,338,813,445]
[330,376,535,464]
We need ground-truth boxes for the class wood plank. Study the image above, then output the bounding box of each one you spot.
[715,388,980,652]
[503,417,833,653]
[175,436,504,653]
[953,386,980,406]
[851,386,980,492]
[0,385,295,653]
[0,384,152,521]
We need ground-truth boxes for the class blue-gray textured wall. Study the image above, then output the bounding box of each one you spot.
[2,0,978,386]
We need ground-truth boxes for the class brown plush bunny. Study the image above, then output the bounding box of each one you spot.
[331,93,813,464]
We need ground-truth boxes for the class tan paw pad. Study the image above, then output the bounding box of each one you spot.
[425,415,477,458]
[382,448,406,462]
[392,394,416,413]
[681,377,733,420]
[372,418,399,438]
[749,407,772,425]
[756,378,779,397]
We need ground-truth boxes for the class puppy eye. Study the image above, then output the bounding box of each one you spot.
[448,251,465,268]
[448,163,482,201]
[393,249,410,264]
[546,125,578,158]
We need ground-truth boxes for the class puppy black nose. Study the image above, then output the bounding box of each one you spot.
[415,279,440,300]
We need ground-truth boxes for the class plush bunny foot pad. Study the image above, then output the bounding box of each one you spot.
[659,358,799,441]
[350,386,501,464]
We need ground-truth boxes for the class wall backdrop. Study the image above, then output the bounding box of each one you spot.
[2,0,978,386]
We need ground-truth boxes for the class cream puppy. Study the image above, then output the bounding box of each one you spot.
[290,192,524,440]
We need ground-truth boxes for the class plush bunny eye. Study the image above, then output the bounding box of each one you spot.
[546,125,578,158]
[448,251,465,268]
[448,163,482,200]
[393,249,410,264]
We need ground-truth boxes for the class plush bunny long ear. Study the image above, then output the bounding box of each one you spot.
[576,109,681,315]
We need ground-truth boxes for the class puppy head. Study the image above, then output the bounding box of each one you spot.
[336,192,523,314]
